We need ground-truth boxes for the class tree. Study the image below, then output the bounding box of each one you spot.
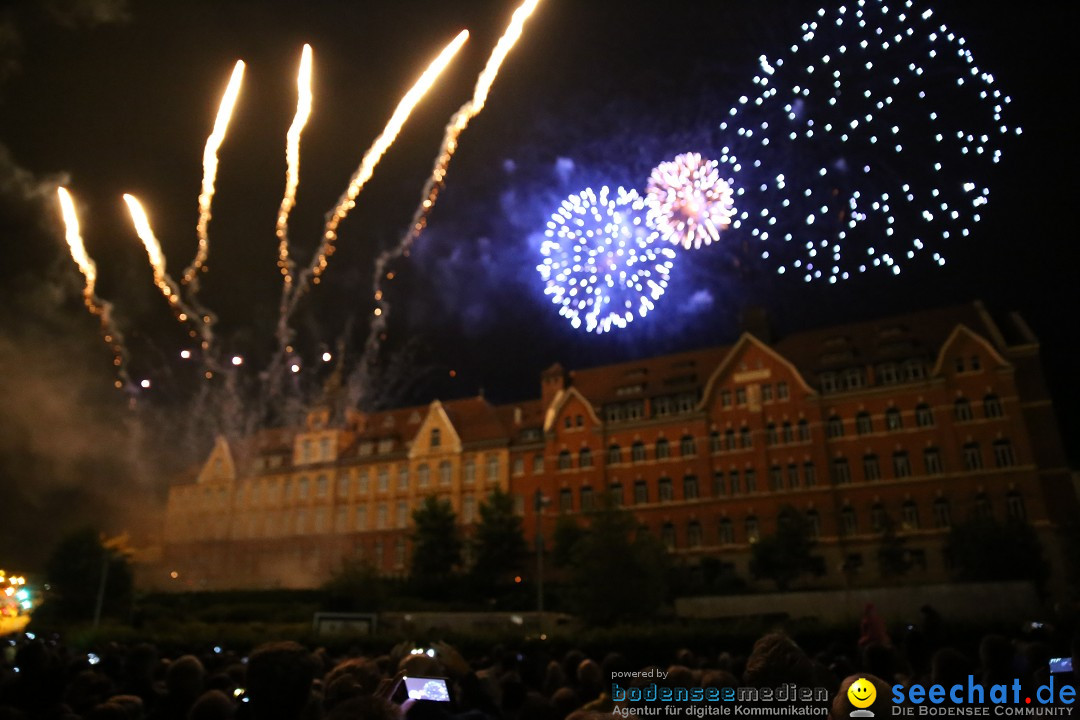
[410,495,463,593]
[42,527,133,623]
[551,514,586,568]
[564,503,668,624]
[945,517,1049,591]
[750,505,815,591]
[323,558,387,611]
[470,487,528,595]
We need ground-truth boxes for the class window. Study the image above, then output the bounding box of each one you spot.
[970,355,981,371]
[533,454,544,474]
[984,394,1004,419]
[933,498,951,528]
[558,450,572,471]
[826,415,844,438]
[355,505,368,530]
[317,475,328,497]
[687,521,703,548]
[962,443,983,471]
[576,414,583,427]
[903,359,926,381]
[769,465,783,491]
[718,518,735,544]
[634,481,648,504]
[735,387,747,405]
[559,489,573,512]
[777,382,789,400]
[766,423,778,446]
[955,397,973,422]
[803,462,817,487]
[564,417,571,429]
[893,451,911,478]
[632,442,646,462]
[871,504,887,533]
[993,439,1015,468]
[840,507,857,536]
[740,426,752,448]
[725,429,737,451]
[463,496,476,523]
[831,458,851,485]
[878,363,898,385]
[845,368,866,390]
[656,438,670,459]
[806,510,821,540]
[798,419,810,442]
[661,523,676,550]
[915,404,934,427]
[302,439,313,463]
[762,384,773,402]
[683,475,699,500]
[395,538,406,569]
[782,422,794,444]
[863,454,881,481]
[416,464,429,487]
[357,470,370,494]
[712,471,725,496]
[608,483,623,507]
[974,493,992,520]
[885,408,903,431]
[729,470,741,495]
[580,486,594,511]
[430,428,441,447]
[720,389,732,408]
[487,455,499,482]
[902,500,920,530]
[924,447,943,475]
[396,501,408,528]
[398,467,409,490]
[787,464,800,489]
[465,459,476,484]
[579,448,593,468]
[1006,492,1026,521]
[820,372,839,394]
[442,461,455,485]
[680,435,697,456]
[376,503,387,530]
[608,444,622,464]
[658,477,674,502]
[299,476,310,500]
[856,412,873,435]
[745,516,760,543]
[744,469,757,493]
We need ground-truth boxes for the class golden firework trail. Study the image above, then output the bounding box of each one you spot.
[183,59,246,287]
[360,0,541,378]
[276,44,314,292]
[399,0,540,253]
[289,28,469,308]
[124,193,212,349]
[57,187,132,389]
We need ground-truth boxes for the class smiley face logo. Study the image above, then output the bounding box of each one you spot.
[847,678,877,709]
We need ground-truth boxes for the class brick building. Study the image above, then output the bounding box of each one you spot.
[160,302,1076,592]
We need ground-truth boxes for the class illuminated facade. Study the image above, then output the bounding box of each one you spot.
[161,302,1076,591]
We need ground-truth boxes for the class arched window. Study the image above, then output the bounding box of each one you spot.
[826,415,844,438]
[578,448,593,468]
[745,516,760,543]
[632,441,646,462]
[984,394,1004,419]
[840,507,857,536]
[955,397,973,422]
[656,438,670,459]
[885,408,903,431]
[607,444,622,464]
[557,450,571,470]
[680,435,697,456]
[993,439,1015,468]
[856,412,873,435]
[915,403,934,427]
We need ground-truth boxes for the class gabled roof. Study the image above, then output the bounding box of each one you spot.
[930,323,1013,376]
[543,386,602,432]
[441,396,509,445]
[698,332,817,409]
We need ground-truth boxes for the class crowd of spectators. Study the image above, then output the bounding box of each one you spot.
[1,608,1077,720]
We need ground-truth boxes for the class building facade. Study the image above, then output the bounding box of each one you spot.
[160,302,1076,592]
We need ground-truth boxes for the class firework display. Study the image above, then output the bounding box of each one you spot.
[276,44,314,294]
[537,186,676,334]
[645,152,737,250]
[714,0,1017,283]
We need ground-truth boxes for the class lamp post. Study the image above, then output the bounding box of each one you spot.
[534,489,549,635]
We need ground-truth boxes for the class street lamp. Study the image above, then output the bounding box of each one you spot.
[534,489,550,635]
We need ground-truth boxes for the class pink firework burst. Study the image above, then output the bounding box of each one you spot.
[646,152,736,250]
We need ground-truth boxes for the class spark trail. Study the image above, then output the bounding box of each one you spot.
[358,0,542,401]
[57,187,132,390]
[183,59,246,288]
[276,44,314,294]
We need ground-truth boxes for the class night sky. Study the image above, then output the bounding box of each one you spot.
[0,0,1077,567]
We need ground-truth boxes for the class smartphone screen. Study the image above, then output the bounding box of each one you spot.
[1049,657,1073,674]
[404,676,451,702]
